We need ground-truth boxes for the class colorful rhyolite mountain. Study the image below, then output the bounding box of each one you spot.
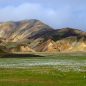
[0,19,86,53]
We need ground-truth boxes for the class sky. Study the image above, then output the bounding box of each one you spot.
[0,0,86,30]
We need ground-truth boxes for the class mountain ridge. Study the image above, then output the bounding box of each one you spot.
[0,19,86,53]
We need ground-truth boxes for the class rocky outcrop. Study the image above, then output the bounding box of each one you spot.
[10,44,35,52]
[34,39,58,52]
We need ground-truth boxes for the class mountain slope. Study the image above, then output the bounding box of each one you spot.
[0,19,53,42]
[0,19,86,52]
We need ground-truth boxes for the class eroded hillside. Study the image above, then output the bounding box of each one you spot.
[0,19,86,52]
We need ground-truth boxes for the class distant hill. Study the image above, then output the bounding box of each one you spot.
[0,19,86,52]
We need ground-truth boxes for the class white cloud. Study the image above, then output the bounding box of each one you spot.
[0,3,71,26]
[0,1,86,30]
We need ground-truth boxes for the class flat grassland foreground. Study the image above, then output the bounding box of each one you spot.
[0,52,86,86]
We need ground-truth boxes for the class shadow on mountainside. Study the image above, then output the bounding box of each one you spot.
[0,53,44,58]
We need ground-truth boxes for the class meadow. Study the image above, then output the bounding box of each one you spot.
[0,52,86,86]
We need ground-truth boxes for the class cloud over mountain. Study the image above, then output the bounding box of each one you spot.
[0,0,86,30]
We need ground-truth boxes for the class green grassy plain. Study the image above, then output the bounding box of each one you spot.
[0,52,86,86]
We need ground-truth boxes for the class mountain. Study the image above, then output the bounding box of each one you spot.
[0,19,86,53]
[0,19,53,42]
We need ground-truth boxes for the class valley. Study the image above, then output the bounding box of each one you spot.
[0,19,86,86]
[0,52,86,86]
